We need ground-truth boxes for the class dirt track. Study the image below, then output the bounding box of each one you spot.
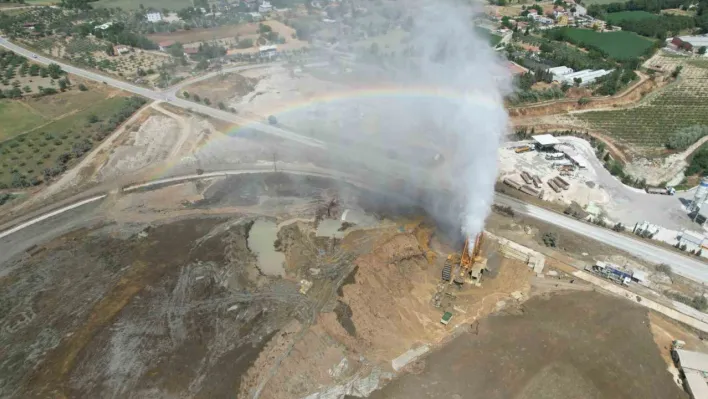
[367,291,685,399]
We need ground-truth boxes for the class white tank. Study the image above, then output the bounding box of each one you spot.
[696,177,708,203]
[692,177,708,212]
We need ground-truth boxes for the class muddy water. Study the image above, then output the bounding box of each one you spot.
[316,219,346,239]
[248,219,286,276]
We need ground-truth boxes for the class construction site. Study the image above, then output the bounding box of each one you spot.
[0,171,702,399]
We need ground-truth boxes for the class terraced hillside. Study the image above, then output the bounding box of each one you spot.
[576,54,708,155]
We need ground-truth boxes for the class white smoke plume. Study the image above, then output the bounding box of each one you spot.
[283,0,511,240]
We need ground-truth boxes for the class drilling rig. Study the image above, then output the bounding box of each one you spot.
[441,233,487,285]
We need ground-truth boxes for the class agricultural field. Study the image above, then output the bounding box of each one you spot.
[31,36,170,84]
[576,54,708,154]
[582,0,632,5]
[560,28,654,60]
[93,0,192,10]
[0,49,69,99]
[0,90,146,189]
[605,11,659,24]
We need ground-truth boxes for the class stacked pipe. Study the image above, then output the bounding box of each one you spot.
[532,175,542,188]
[520,171,533,185]
[554,176,570,190]
[503,178,522,190]
[547,179,561,193]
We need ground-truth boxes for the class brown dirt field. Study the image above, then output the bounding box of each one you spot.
[182,73,258,105]
[147,24,259,44]
[147,21,302,48]
[238,222,533,399]
[367,291,686,399]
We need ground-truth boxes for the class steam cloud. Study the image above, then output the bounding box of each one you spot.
[288,0,511,240]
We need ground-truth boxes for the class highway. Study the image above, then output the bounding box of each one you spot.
[1,165,708,283]
[0,38,325,148]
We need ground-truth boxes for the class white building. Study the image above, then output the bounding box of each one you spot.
[249,12,263,20]
[95,22,114,31]
[677,35,708,51]
[146,12,162,22]
[259,45,278,57]
[559,69,613,86]
[258,0,273,13]
[546,66,574,82]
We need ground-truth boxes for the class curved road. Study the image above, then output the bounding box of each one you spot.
[0,38,325,148]
[2,166,708,284]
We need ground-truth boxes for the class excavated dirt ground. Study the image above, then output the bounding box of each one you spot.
[367,291,686,399]
[0,173,694,399]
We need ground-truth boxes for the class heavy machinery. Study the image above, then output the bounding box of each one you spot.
[441,233,487,285]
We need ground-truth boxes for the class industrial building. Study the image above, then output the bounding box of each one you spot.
[673,349,708,399]
[545,66,613,86]
[146,12,162,22]
[546,66,574,82]
[531,134,560,150]
[559,69,613,86]
[671,36,708,53]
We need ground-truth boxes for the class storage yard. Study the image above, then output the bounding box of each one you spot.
[499,134,610,208]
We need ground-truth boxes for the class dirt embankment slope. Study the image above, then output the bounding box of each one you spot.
[508,72,664,119]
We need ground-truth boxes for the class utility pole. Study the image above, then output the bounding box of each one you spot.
[272,151,277,172]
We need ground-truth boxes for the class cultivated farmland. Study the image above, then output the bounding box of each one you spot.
[93,0,192,10]
[576,54,708,155]
[561,28,654,60]
[0,92,146,189]
[605,11,659,24]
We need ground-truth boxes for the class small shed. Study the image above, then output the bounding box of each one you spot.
[532,134,560,150]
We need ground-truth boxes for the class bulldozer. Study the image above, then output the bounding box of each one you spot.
[442,233,487,285]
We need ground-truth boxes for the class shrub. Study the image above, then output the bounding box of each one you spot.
[78,83,88,91]
[666,125,708,150]
[542,232,558,247]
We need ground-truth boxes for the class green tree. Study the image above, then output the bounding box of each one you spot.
[699,46,707,55]
[22,85,31,93]
[203,98,211,105]
[183,91,190,98]
[47,63,63,79]
[78,83,88,91]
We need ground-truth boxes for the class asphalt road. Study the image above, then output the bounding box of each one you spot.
[1,165,707,283]
[496,194,708,283]
[0,38,325,148]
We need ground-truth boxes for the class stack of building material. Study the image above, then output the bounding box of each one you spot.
[503,178,522,190]
[520,171,533,185]
[520,185,541,197]
[547,179,561,193]
[553,176,569,190]
[497,237,546,273]
[532,175,542,188]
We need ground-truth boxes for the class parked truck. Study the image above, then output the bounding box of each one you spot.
[646,186,676,196]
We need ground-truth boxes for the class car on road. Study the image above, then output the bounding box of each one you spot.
[31,54,37,59]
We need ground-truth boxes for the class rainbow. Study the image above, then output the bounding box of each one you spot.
[151,84,502,179]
